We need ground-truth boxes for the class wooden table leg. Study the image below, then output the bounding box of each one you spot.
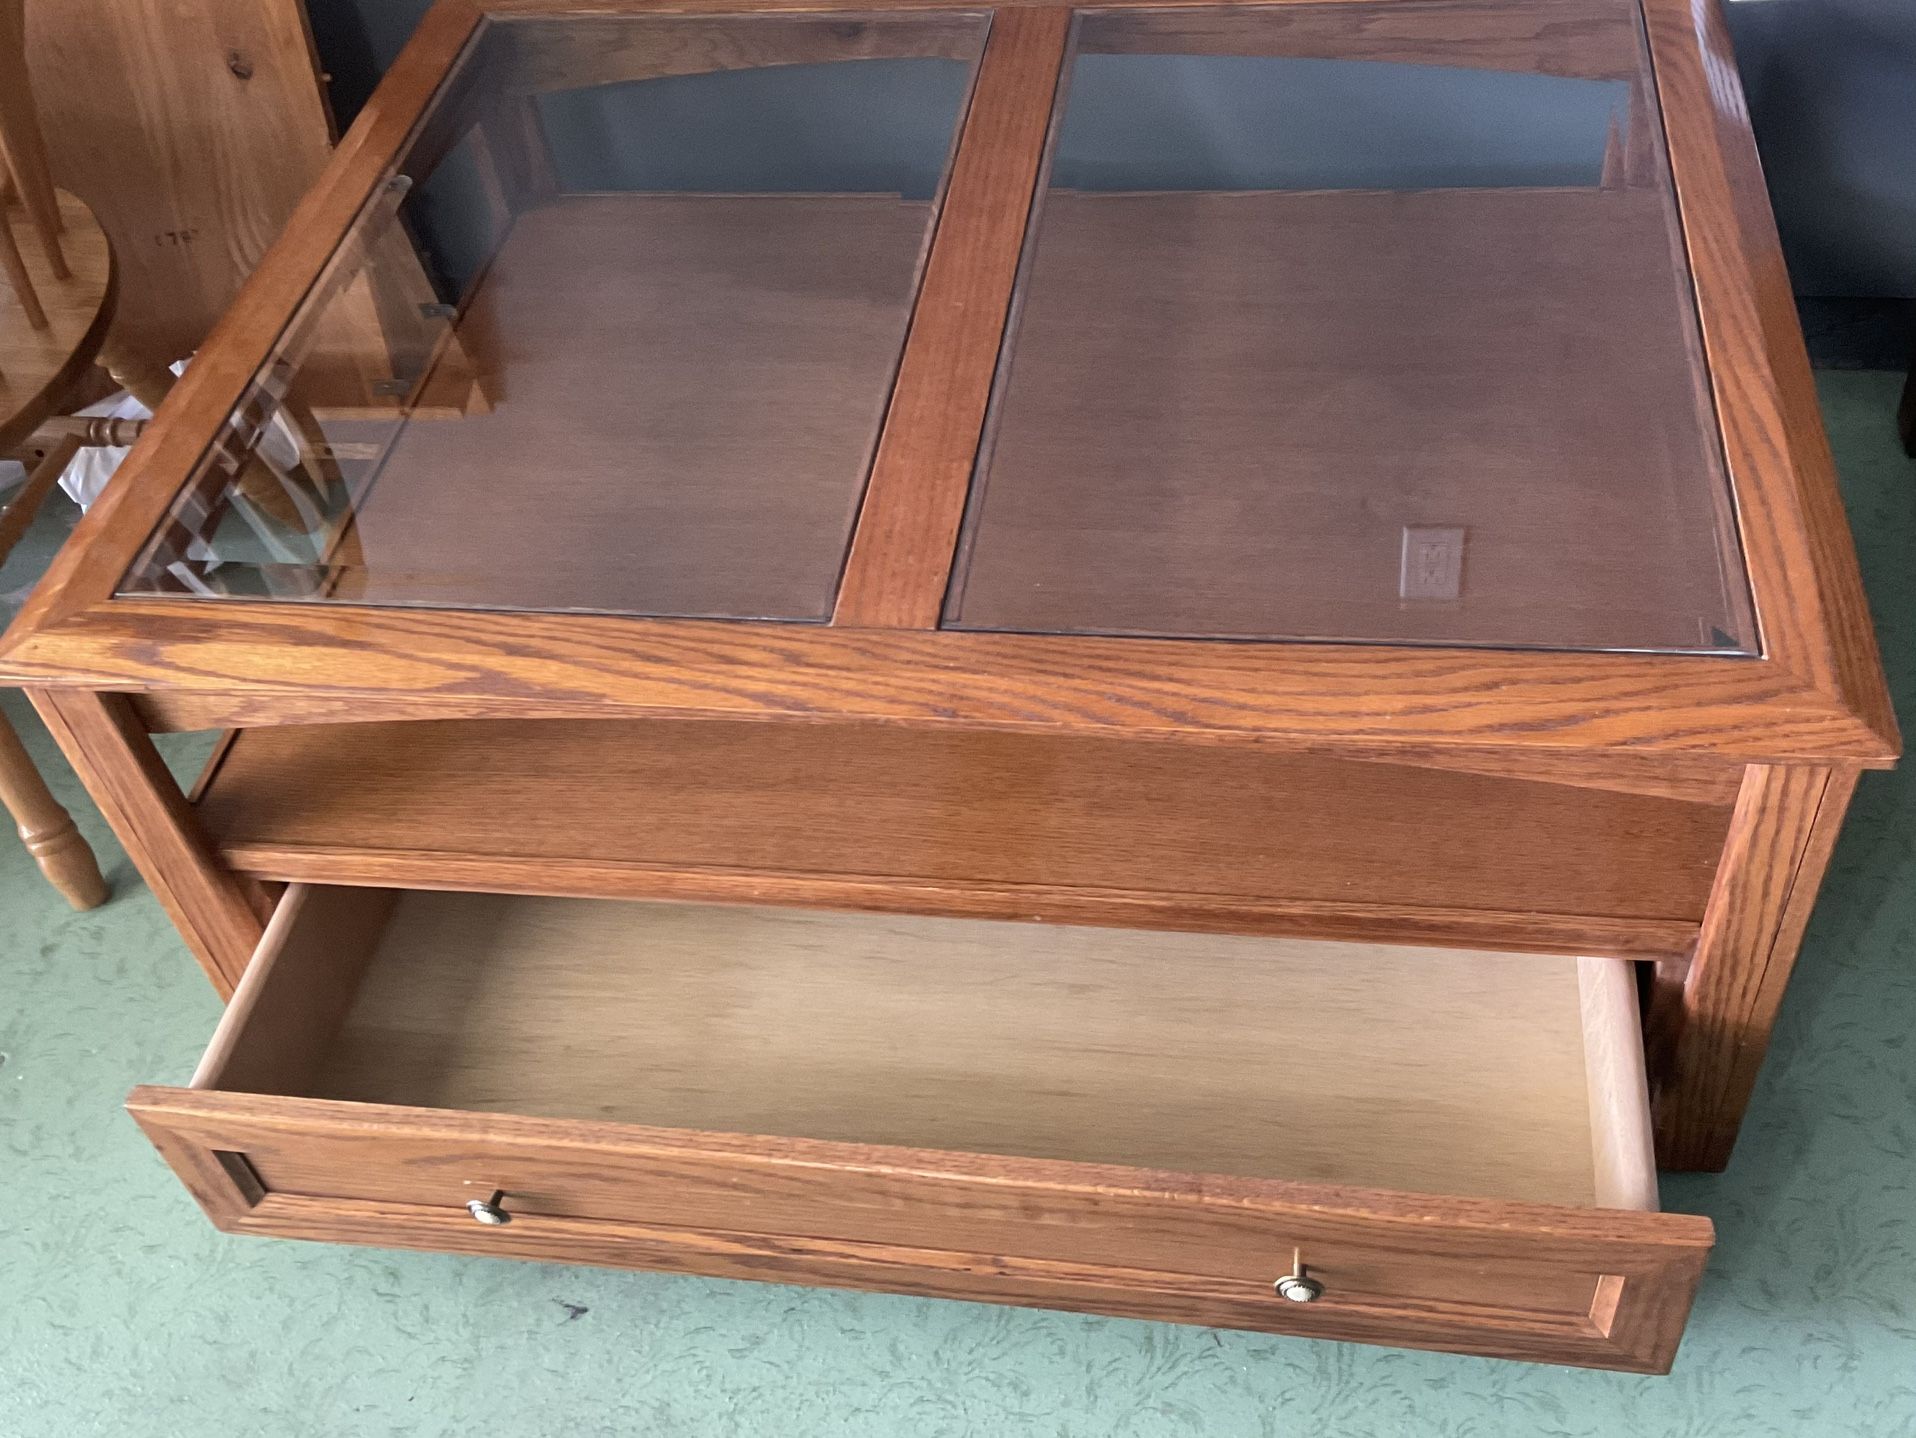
[29,689,270,997]
[1650,764,1859,1170]
[0,707,107,909]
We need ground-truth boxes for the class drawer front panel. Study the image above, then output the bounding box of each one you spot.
[132,1089,1712,1373]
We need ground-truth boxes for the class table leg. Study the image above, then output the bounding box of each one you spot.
[1649,763,1859,1170]
[29,689,270,997]
[0,708,107,909]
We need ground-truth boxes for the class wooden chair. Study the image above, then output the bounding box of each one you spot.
[0,0,115,439]
[2,435,108,909]
[1,0,110,909]
[0,0,290,908]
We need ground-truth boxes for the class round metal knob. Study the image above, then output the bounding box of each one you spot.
[1275,1250,1323,1303]
[1274,1272,1323,1303]
[467,1190,511,1226]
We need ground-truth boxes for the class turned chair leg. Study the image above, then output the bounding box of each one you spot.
[97,335,178,415]
[0,708,109,910]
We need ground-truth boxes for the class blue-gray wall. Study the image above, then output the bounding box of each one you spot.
[1051,55,1622,190]
[308,0,1916,296]
[1722,0,1916,296]
[537,60,971,199]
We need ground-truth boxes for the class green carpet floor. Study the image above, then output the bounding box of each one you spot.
[2,371,1912,1436]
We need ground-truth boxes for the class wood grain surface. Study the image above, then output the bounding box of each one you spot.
[0,698,108,910]
[1640,0,1896,752]
[834,7,1070,627]
[191,717,1730,948]
[2,599,1895,764]
[0,0,1893,774]
[0,0,67,284]
[191,884,397,1094]
[21,0,481,417]
[129,1086,1713,1371]
[0,0,1892,1244]
[23,0,335,363]
[0,193,115,452]
[1651,763,1859,1169]
[28,690,268,993]
[0,436,106,912]
[130,685,1743,802]
[253,888,1652,1208]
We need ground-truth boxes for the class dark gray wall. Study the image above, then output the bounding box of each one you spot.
[309,0,1916,296]
[1052,55,1623,190]
[1722,0,1916,296]
[536,53,1624,195]
[537,60,971,199]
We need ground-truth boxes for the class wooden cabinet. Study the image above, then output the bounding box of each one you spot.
[0,0,1895,1372]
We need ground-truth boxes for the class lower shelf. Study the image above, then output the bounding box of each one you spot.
[191,716,1730,957]
[130,884,1714,1372]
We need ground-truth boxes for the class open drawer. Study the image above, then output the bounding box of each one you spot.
[130,886,1713,1372]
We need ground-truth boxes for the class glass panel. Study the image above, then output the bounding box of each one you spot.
[946,2,1757,654]
[118,13,988,620]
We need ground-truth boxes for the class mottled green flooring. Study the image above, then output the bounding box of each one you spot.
[2,372,1912,1437]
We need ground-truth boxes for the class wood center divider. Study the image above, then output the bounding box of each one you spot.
[831,6,1071,629]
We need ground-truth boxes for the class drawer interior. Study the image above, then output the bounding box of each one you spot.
[197,886,1659,1212]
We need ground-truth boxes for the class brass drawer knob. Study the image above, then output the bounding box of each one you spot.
[1275,1250,1323,1303]
[467,1190,511,1226]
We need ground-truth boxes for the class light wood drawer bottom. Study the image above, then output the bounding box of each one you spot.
[131,885,1713,1372]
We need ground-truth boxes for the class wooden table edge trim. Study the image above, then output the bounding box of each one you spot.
[0,605,1894,764]
[1639,0,1897,748]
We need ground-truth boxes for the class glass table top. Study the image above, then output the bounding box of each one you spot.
[119,12,990,621]
[946,5,1754,653]
[117,1,1757,657]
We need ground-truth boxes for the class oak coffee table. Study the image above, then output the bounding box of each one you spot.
[1,0,1897,1374]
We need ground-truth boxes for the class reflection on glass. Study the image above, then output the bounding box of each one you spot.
[947,2,1756,654]
[119,14,987,619]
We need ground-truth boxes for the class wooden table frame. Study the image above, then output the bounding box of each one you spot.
[0,0,1898,1178]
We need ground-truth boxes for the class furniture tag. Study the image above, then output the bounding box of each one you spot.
[1400,526,1466,601]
